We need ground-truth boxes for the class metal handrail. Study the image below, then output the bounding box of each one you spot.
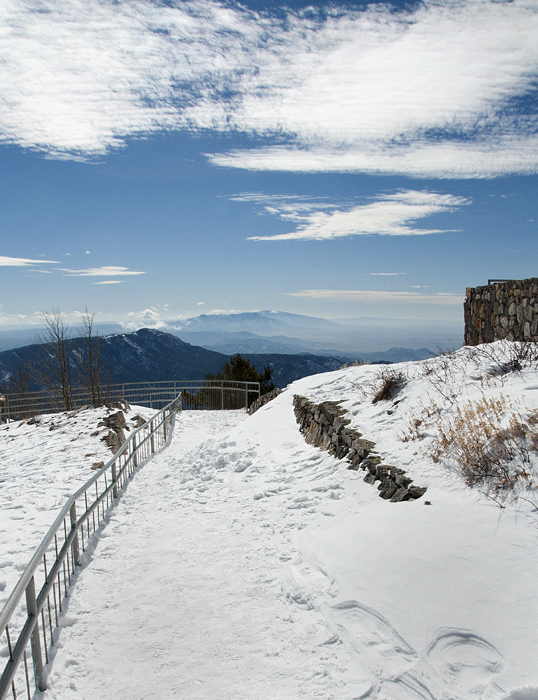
[0,395,182,700]
[1,379,261,420]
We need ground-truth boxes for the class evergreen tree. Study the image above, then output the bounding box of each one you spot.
[206,354,275,395]
[180,354,275,410]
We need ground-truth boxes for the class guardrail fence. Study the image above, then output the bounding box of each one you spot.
[0,396,181,700]
[1,379,260,422]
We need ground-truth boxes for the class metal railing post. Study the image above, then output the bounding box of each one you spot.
[132,435,138,468]
[150,420,155,453]
[111,461,118,499]
[25,576,46,692]
[221,381,224,411]
[163,410,168,442]
[70,503,81,567]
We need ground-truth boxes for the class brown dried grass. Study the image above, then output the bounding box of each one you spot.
[428,394,538,493]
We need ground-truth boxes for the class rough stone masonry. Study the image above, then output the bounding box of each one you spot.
[293,395,427,503]
[464,278,538,345]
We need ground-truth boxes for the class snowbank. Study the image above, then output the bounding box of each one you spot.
[0,403,155,610]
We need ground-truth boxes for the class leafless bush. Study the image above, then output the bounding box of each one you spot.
[428,394,538,495]
[400,413,424,442]
[418,347,481,405]
[399,397,442,442]
[474,340,538,378]
[371,367,405,403]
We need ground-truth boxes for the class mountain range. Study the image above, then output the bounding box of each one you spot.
[0,328,348,391]
[0,311,455,365]
[160,310,461,356]
[0,311,449,394]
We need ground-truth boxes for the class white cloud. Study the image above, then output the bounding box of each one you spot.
[247,190,470,241]
[0,312,30,326]
[0,0,536,177]
[123,305,187,327]
[197,301,205,306]
[208,137,538,178]
[287,289,464,305]
[0,255,58,266]
[59,265,145,276]
[94,280,122,285]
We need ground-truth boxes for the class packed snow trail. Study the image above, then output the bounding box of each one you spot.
[43,410,346,700]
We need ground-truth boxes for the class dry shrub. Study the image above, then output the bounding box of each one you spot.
[429,394,538,494]
[473,340,538,381]
[399,397,442,442]
[400,414,424,442]
[371,368,405,403]
[416,343,538,408]
[418,349,476,404]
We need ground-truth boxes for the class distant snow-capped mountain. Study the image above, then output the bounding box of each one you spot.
[165,310,337,334]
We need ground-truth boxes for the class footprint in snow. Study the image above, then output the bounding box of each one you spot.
[329,599,417,680]
[425,628,505,695]
[330,603,506,699]
[502,690,538,700]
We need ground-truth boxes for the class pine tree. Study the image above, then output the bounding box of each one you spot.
[206,354,275,395]
[180,354,276,409]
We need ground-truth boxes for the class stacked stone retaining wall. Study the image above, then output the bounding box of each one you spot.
[293,395,427,502]
[248,388,283,415]
[464,278,538,345]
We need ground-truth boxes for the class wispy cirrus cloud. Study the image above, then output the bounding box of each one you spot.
[288,289,464,305]
[245,190,470,241]
[0,0,536,177]
[208,136,538,179]
[59,266,145,277]
[0,255,58,266]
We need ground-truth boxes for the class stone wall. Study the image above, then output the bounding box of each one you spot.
[293,395,427,503]
[248,388,283,415]
[464,278,538,345]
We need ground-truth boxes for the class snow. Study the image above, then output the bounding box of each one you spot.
[1,342,538,699]
[0,403,155,610]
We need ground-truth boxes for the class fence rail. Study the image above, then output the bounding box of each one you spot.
[1,379,261,421]
[0,395,182,700]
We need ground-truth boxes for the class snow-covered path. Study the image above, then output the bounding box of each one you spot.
[44,410,344,700]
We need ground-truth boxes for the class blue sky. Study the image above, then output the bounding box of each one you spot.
[0,0,537,330]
